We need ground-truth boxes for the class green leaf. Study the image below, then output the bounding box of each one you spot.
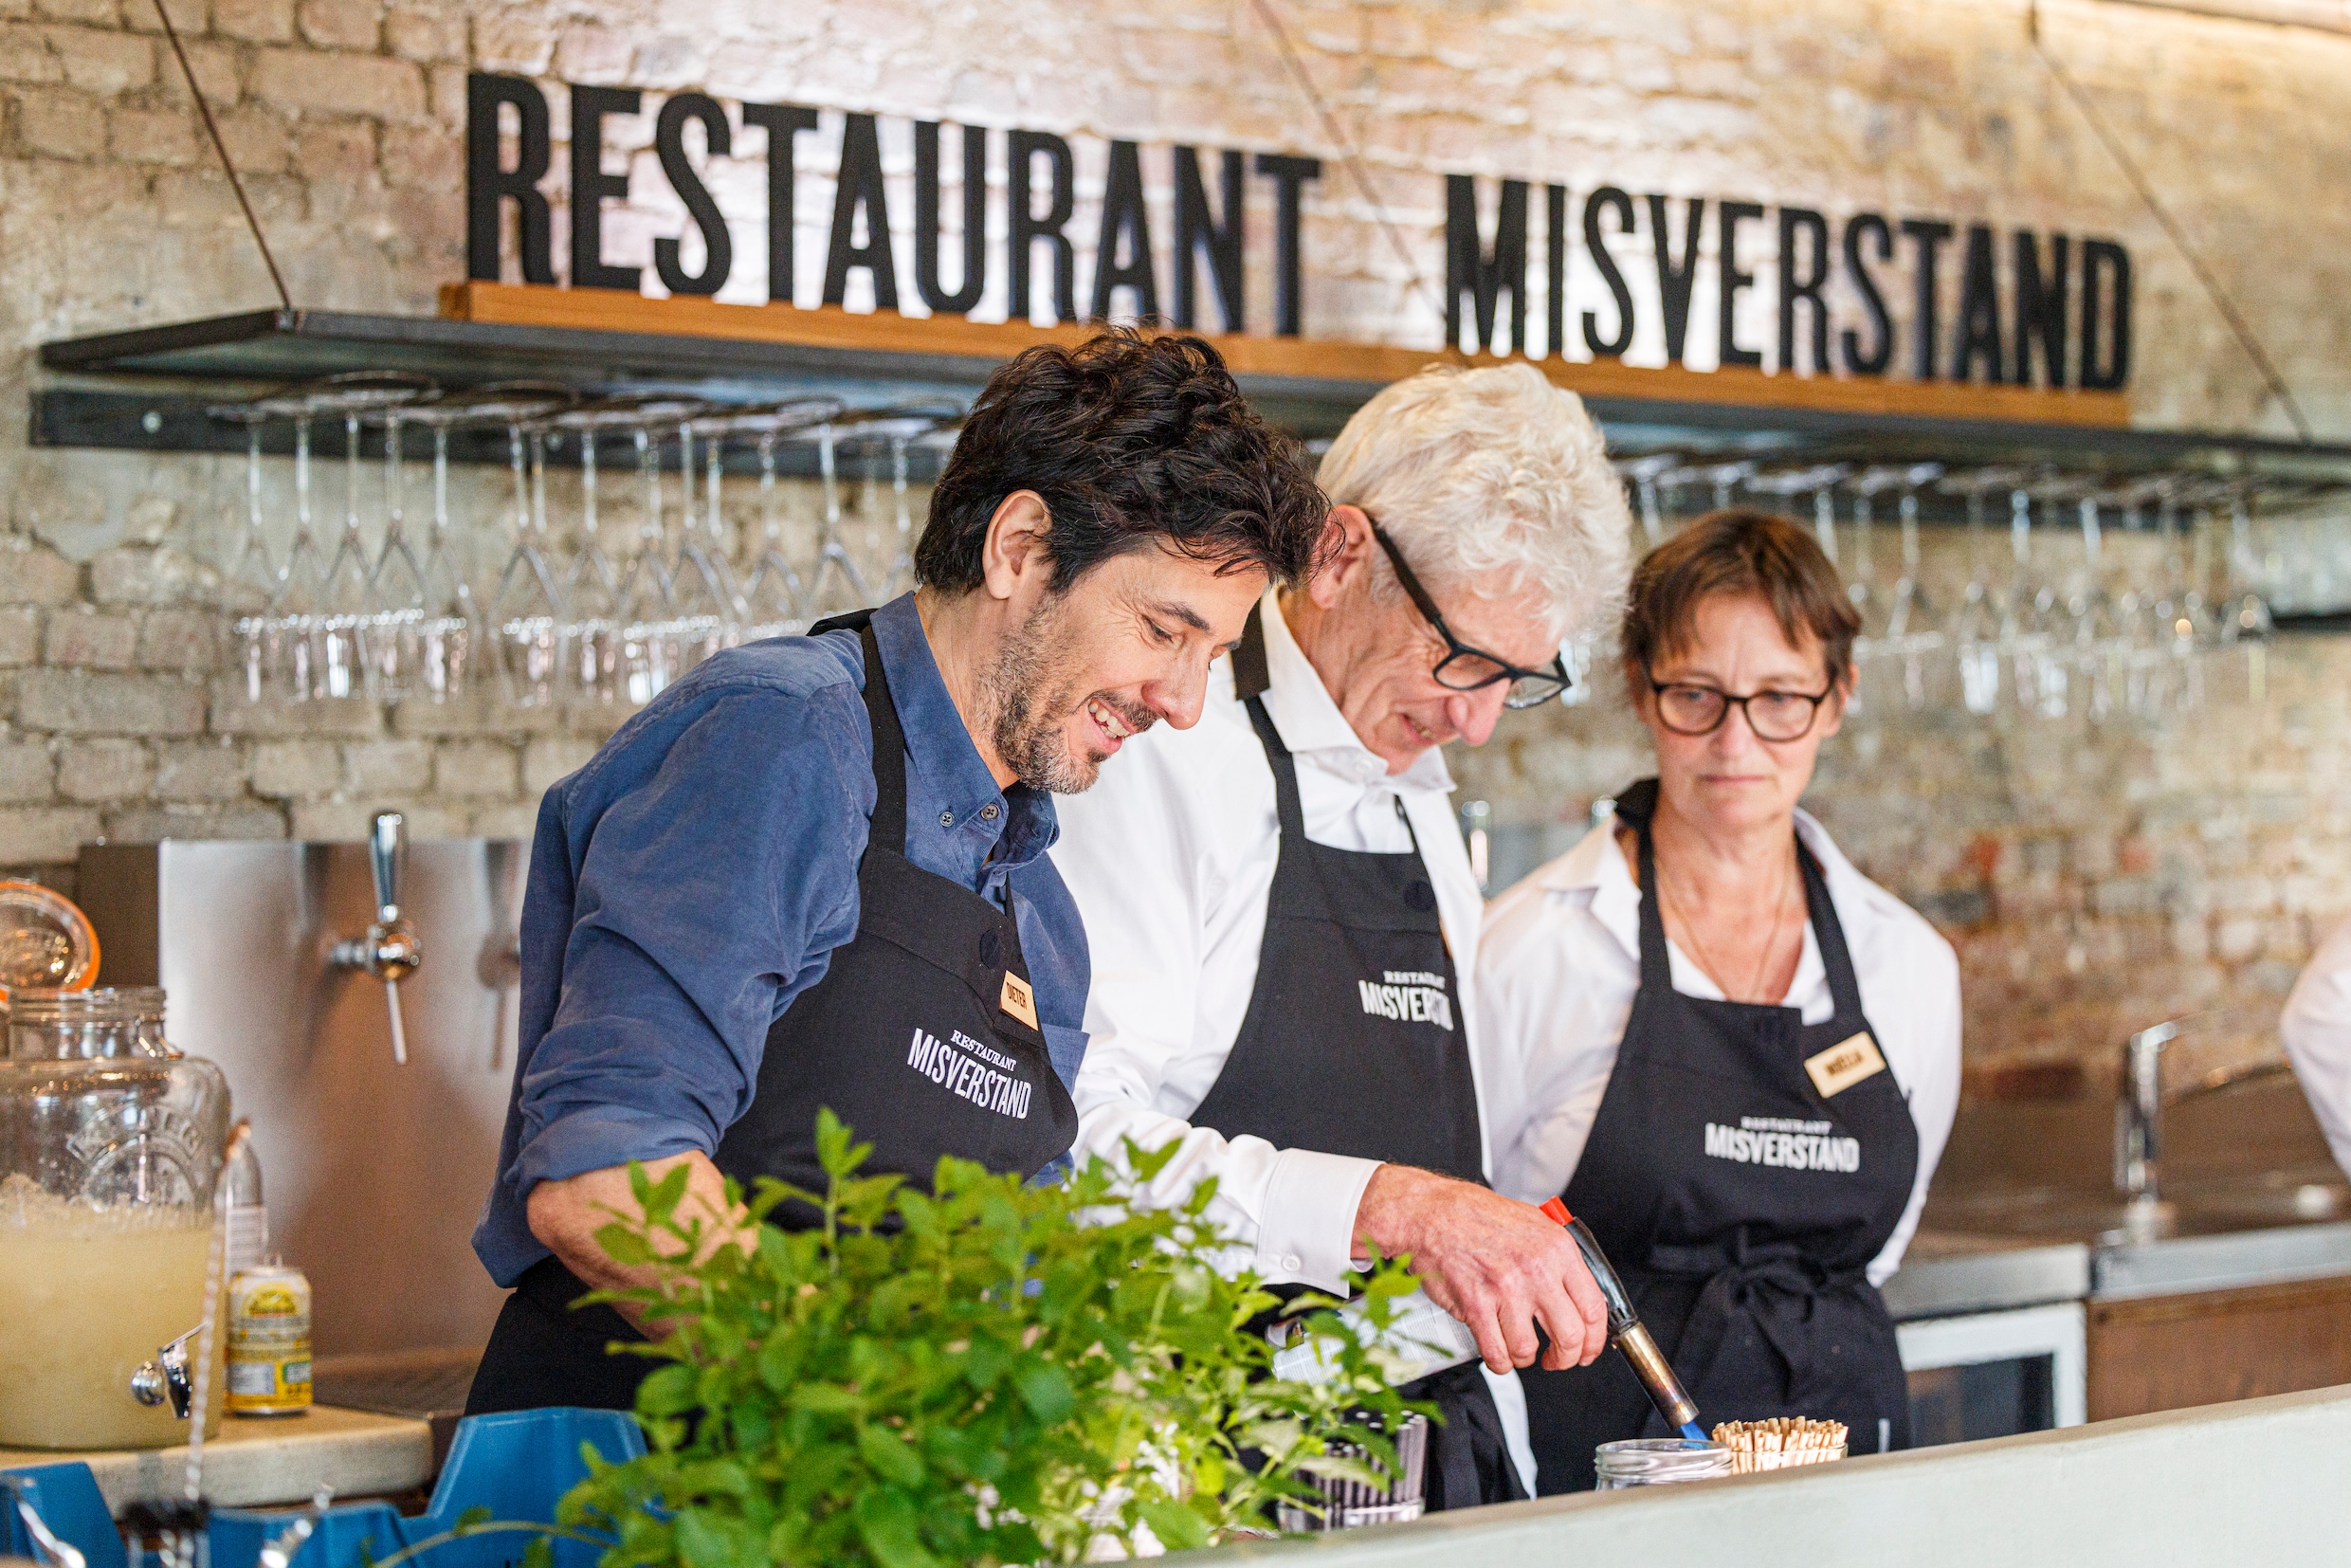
[674,1508,752,1568]
[1011,1359,1074,1422]
[520,1537,554,1568]
[790,1381,864,1414]
[451,1505,492,1534]
[1138,1500,1212,1552]
[593,1222,656,1267]
[635,1363,701,1418]
[851,1486,939,1568]
[856,1424,925,1486]
[644,1160,692,1226]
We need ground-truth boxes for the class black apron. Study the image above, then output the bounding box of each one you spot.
[1521,777,1919,1492]
[467,611,1079,1414]
[1183,607,1523,1513]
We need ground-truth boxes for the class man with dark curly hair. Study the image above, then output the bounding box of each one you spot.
[467,331,1327,1414]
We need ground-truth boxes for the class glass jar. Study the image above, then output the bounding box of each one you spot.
[1594,1438,1734,1489]
[0,988,230,1449]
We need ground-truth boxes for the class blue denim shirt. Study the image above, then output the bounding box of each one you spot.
[472,593,1091,1286]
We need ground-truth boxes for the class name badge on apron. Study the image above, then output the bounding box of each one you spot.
[1805,1031,1886,1099]
[999,970,1040,1030]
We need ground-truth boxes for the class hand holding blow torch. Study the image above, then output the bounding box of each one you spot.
[1539,1196,1704,1436]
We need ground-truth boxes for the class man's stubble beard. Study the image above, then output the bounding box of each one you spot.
[983,594,1110,794]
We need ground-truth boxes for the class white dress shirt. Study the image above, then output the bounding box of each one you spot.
[2281,916,2351,1177]
[1051,591,1492,1290]
[1051,593,1540,1497]
[1475,810,1962,1286]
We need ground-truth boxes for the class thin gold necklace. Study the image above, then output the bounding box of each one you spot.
[1657,844,1798,1003]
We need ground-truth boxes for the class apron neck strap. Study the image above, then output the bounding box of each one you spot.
[1795,840,1868,1027]
[855,620,910,854]
[1629,800,1676,995]
[1242,694,1309,846]
[1233,601,1272,700]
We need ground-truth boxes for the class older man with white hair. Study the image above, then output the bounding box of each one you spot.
[1049,363,1634,1508]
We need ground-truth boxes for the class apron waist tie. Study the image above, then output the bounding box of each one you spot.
[1636,1241,1876,1422]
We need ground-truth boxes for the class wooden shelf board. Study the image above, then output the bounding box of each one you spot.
[441,281,2136,430]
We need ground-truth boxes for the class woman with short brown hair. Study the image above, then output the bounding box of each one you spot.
[1476,509,1961,1491]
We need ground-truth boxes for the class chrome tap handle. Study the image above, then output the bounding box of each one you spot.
[367,810,403,921]
[330,810,421,1064]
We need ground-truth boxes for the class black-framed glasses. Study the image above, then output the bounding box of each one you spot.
[1365,515,1573,708]
[1643,665,1837,741]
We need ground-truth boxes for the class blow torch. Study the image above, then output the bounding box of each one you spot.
[1540,1196,1706,1442]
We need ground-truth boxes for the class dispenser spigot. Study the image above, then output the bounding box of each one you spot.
[329,810,421,1063]
[130,1324,201,1418]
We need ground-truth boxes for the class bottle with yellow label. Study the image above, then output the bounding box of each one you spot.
[226,1262,312,1416]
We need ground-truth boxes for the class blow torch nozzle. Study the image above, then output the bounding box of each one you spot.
[1540,1196,1703,1437]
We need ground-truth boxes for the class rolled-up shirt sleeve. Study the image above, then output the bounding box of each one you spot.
[509,686,868,1195]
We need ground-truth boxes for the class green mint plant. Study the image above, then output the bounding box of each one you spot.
[551,1110,1434,1568]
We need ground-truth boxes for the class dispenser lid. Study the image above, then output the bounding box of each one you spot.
[0,881,99,995]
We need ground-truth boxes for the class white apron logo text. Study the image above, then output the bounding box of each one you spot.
[1358,970,1454,1030]
[1704,1115,1861,1173]
[907,1027,1033,1119]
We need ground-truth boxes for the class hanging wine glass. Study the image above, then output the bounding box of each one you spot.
[1618,453,1683,550]
[1855,463,1943,713]
[2096,476,2172,719]
[484,388,584,708]
[835,401,963,601]
[2216,480,2277,703]
[797,418,875,620]
[610,397,703,703]
[250,396,328,703]
[547,398,658,704]
[690,397,844,643]
[2044,475,2123,723]
[206,398,278,703]
[665,403,736,672]
[1938,467,2029,716]
[365,404,432,703]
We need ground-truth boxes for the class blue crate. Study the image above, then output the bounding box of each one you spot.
[5,1408,646,1568]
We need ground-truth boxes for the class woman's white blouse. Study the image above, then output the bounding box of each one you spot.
[1475,811,1963,1286]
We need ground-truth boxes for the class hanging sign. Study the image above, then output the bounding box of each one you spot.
[465,74,2132,392]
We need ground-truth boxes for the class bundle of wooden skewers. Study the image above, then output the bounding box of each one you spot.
[1709,1417,1850,1472]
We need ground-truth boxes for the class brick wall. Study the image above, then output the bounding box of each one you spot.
[0,0,2347,1079]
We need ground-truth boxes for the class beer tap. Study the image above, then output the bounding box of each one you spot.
[329,811,422,1064]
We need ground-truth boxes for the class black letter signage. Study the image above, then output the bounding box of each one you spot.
[823,112,899,310]
[1446,175,1529,356]
[915,121,987,315]
[653,93,731,297]
[465,73,552,284]
[568,84,642,292]
[1009,130,1076,324]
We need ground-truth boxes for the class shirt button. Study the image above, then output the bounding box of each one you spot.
[939,810,955,828]
[980,803,1000,821]
[1283,1254,1303,1272]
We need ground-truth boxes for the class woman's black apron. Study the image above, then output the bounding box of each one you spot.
[1521,777,1918,1493]
[1180,607,1524,1511]
[466,611,1080,1414]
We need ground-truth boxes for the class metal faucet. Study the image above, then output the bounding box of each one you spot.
[330,811,422,1063]
[129,1324,199,1417]
[2115,1020,2180,1204]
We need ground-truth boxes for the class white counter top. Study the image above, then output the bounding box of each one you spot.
[0,1406,433,1514]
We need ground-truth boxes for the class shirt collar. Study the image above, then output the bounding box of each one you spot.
[1255,589,1457,796]
[1540,799,1868,960]
[867,593,1059,868]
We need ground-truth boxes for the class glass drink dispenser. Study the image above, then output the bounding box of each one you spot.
[0,987,230,1449]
